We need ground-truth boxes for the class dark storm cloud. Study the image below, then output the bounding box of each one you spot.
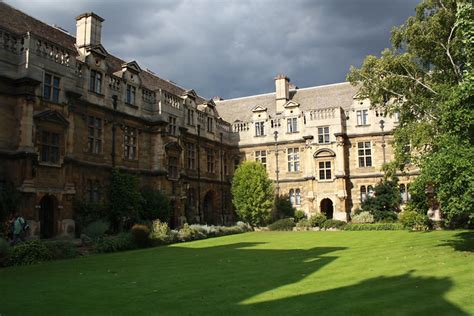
[7,0,419,99]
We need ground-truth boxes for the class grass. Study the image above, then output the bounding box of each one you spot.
[0,230,473,315]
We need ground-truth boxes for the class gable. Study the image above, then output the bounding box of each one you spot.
[34,110,69,127]
[88,44,108,58]
[283,100,300,108]
[122,60,141,74]
[252,105,267,112]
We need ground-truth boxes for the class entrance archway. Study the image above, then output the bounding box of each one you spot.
[320,198,334,219]
[203,191,216,225]
[39,195,57,239]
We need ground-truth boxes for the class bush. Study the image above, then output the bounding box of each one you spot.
[351,211,374,224]
[295,219,312,230]
[344,223,404,231]
[372,210,398,223]
[10,240,52,266]
[273,196,295,220]
[82,220,110,241]
[73,200,106,236]
[150,219,170,243]
[0,237,11,266]
[140,187,171,222]
[321,219,347,230]
[399,210,431,231]
[131,224,151,247]
[268,218,295,231]
[96,233,137,253]
[178,224,206,242]
[309,213,327,227]
[44,241,78,260]
[294,210,306,222]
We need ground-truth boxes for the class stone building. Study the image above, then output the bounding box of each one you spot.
[0,4,236,238]
[0,3,417,238]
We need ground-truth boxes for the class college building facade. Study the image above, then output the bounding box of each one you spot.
[0,3,417,238]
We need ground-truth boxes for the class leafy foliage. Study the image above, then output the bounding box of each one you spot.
[73,200,107,236]
[0,237,11,266]
[44,241,78,260]
[232,161,274,226]
[351,211,375,224]
[347,0,474,227]
[96,233,137,253]
[131,224,151,247]
[321,220,347,230]
[344,223,404,231]
[294,210,306,222]
[360,177,401,222]
[82,220,110,241]
[109,169,143,231]
[273,196,295,221]
[268,218,295,231]
[9,240,52,266]
[140,186,171,222]
[399,210,431,231]
[309,213,327,227]
[0,181,20,236]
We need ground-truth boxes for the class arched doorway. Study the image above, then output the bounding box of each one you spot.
[320,198,334,219]
[39,195,57,239]
[203,191,216,225]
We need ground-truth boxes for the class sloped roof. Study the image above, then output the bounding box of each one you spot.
[215,82,358,122]
[0,2,206,104]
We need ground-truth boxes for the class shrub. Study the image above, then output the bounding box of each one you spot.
[273,196,295,220]
[0,237,11,266]
[399,210,431,231]
[96,233,137,253]
[44,241,78,260]
[344,223,404,231]
[131,224,151,247]
[178,224,206,242]
[150,219,170,242]
[351,211,374,224]
[295,219,312,230]
[232,161,274,226]
[372,210,398,223]
[73,200,106,236]
[294,210,306,222]
[309,213,327,227]
[82,220,110,241]
[140,187,171,222]
[268,218,295,231]
[321,219,347,230]
[10,240,52,266]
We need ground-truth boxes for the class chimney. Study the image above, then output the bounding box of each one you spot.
[75,12,104,48]
[275,74,289,113]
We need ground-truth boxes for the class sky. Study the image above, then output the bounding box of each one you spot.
[6,0,420,99]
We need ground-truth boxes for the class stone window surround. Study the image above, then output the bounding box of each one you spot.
[43,72,60,103]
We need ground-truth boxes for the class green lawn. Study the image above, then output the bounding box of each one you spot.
[1,231,473,315]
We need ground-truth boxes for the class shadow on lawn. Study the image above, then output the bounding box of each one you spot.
[439,231,474,252]
[238,272,467,315]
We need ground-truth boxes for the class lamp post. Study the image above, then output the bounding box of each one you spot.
[274,131,280,197]
[379,119,386,165]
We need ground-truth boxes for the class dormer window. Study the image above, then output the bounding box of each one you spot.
[89,70,102,94]
[356,110,369,126]
[255,121,265,137]
[287,117,298,133]
[43,73,60,103]
[207,117,213,133]
[126,85,136,105]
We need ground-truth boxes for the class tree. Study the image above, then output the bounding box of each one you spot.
[361,175,401,222]
[231,161,274,226]
[347,0,473,227]
[140,186,171,222]
[109,169,143,231]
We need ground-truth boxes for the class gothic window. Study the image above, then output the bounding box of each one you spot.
[89,70,102,94]
[168,116,177,136]
[287,147,300,172]
[43,73,60,102]
[124,126,138,160]
[317,127,330,144]
[358,142,372,167]
[255,150,267,169]
[40,131,60,163]
[186,142,196,170]
[87,116,102,154]
[319,161,332,180]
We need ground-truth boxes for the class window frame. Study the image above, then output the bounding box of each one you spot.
[126,84,136,105]
[318,161,332,180]
[39,130,60,164]
[287,147,300,172]
[255,121,265,137]
[186,142,196,170]
[317,126,330,144]
[43,73,60,103]
[356,109,369,126]
[255,150,267,169]
[89,69,103,94]
[87,116,103,154]
[123,126,138,160]
[357,141,372,167]
[168,155,179,179]
[287,117,298,133]
[207,149,215,173]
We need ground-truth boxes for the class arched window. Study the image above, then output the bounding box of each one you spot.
[360,185,367,202]
[289,189,295,206]
[295,189,301,206]
[368,185,375,198]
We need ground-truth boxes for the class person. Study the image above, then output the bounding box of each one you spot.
[10,212,27,245]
